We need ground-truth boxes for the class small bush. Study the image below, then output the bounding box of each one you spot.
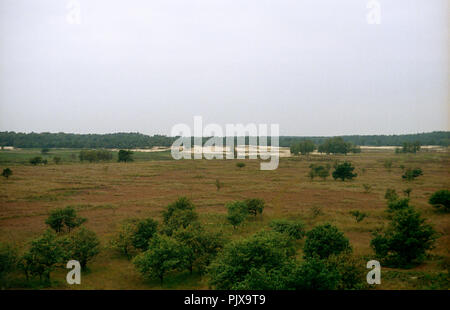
[349,210,367,222]
[244,198,265,217]
[303,224,351,259]
[429,190,450,213]
[29,156,43,165]
[118,150,133,162]
[270,219,305,240]
[332,162,357,181]
[387,198,410,213]
[226,201,248,229]
[236,162,246,168]
[2,168,12,179]
[402,168,423,181]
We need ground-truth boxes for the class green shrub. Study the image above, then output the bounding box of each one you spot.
[0,242,17,286]
[371,207,437,268]
[118,149,133,162]
[270,219,305,240]
[303,224,351,259]
[29,156,43,165]
[208,231,295,289]
[236,162,246,168]
[162,198,198,236]
[402,168,423,181]
[387,198,411,213]
[429,190,450,212]
[332,162,357,181]
[110,221,137,259]
[1,168,12,179]
[244,198,265,217]
[349,210,367,222]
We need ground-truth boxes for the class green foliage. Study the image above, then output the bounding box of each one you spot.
[269,219,305,240]
[173,223,225,274]
[309,164,331,180]
[132,218,158,251]
[290,140,315,155]
[287,258,339,290]
[402,168,423,181]
[2,168,12,179]
[318,137,353,155]
[226,201,248,229]
[41,148,50,154]
[20,230,68,284]
[303,224,351,259]
[349,210,367,222]
[133,234,189,285]
[0,242,17,285]
[325,254,367,290]
[384,188,398,202]
[208,231,295,289]
[66,227,100,269]
[29,156,43,165]
[428,190,450,212]
[371,207,437,268]
[162,197,198,236]
[332,162,357,181]
[53,156,61,164]
[387,198,410,213]
[79,149,113,162]
[45,206,87,233]
[110,221,137,259]
[236,162,246,168]
[244,198,265,217]
[118,149,134,162]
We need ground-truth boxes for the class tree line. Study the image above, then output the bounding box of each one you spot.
[1,131,448,149]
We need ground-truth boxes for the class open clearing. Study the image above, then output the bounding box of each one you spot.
[0,149,449,289]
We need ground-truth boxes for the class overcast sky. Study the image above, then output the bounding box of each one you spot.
[0,0,448,136]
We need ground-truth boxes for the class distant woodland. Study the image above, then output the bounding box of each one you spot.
[0,131,448,149]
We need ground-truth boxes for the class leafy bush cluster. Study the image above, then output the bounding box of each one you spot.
[79,149,113,162]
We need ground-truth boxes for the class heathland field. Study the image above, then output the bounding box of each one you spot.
[0,148,449,289]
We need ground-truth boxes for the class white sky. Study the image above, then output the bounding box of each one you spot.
[0,0,448,136]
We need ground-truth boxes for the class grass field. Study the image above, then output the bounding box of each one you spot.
[0,148,449,289]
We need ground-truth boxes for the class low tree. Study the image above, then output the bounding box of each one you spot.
[20,230,68,284]
[53,156,61,164]
[208,231,295,289]
[317,137,352,155]
[287,257,339,290]
[387,198,410,213]
[244,198,265,217]
[110,221,137,259]
[403,188,412,198]
[428,189,450,213]
[133,234,189,285]
[309,164,331,181]
[162,197,198,236]
[67,227,100,270]
[332,162,357,181]
[0,242,17,287]
[29,156,43,165]
[118,150,134,162]
[2,168,12,179]
[402,168,423,181]
[371,207,437,268]
[173,223,225,274]
[45,206,86,233]
[132,218,158,251]
[226,201,248,229]
[303,224,351,259]
[270,219,305,240]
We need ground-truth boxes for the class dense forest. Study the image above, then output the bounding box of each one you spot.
[0,131,448,149]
